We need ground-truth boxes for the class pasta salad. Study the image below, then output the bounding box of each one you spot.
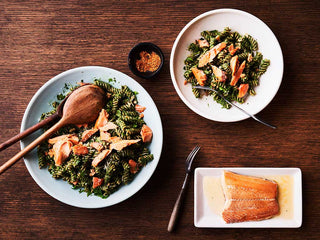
[183,27,270,108]
[37,79,153,198]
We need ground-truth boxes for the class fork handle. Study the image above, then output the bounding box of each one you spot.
[251,115,277,129]
[168,174,189,232]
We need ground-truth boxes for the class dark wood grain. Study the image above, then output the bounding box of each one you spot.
[0,0,319,239]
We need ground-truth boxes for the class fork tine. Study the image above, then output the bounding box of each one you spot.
[186,147,200,170]
[190,146,200,161]
[186,146,200,171]
[186,146,198,162]
[186,146,198,164]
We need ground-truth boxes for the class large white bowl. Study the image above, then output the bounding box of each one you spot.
[21,66,163,208]
[170,9,283,122]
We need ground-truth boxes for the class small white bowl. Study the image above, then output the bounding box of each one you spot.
[170,9,284,122]
[20,66,163,208]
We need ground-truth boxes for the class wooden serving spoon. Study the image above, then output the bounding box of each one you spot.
[0,84,106,175]
[0,83,92,152]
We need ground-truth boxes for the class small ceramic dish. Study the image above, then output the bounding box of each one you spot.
[128,42,164,79]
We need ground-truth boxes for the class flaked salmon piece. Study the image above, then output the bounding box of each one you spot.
[238,84,249,98]
[197,39,209,48]
[198,42,227,67]
[89,168,96,176]
[92,177,104,189]
[71,180,78,185]
[94,109,109,129]
[52,140,73,166]
[222,171,279,223]
[48,135,70,144]
[67,136,79,145]
[100,130,111,141]
[98,121,117,142]
[191,67,207,86]
[228,44,240,55]
[230,55,239,76]
[211,65,227,82]
[91,149,112,167]
[128,159,138,174]
[228,44,234,53]
[110,136,122,143]
[90,142,104,152]
[230,48,240,56]
[81,128,98,142]
[48,134,79,145]
[48,148,54,158]
[72,144,89,155]
[230,61,246,86]
[99,122,117,132]
[140,124,153,143]
[135,104,146,113]
[139,113,144,119]
[110,139,140,151]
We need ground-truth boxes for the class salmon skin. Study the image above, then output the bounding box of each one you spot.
[221,171,279,223]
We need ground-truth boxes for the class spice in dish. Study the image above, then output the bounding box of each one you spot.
[136,51,161,72]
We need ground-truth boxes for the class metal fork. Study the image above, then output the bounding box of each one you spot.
[193,86,276,129]
[167,145,201,232]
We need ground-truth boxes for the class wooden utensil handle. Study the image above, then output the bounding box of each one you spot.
[0,113,59,152]
[0,119,65,175]
[167,187,187,232]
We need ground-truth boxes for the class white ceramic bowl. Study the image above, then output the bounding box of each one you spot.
[170,9,284,122]
[21,66,163,208]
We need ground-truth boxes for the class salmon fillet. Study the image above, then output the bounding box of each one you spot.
[221,171,279,223]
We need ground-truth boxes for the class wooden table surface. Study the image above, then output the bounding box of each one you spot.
[0,0,319,239]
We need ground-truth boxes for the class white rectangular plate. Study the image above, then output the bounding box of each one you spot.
[194,168,302,228]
